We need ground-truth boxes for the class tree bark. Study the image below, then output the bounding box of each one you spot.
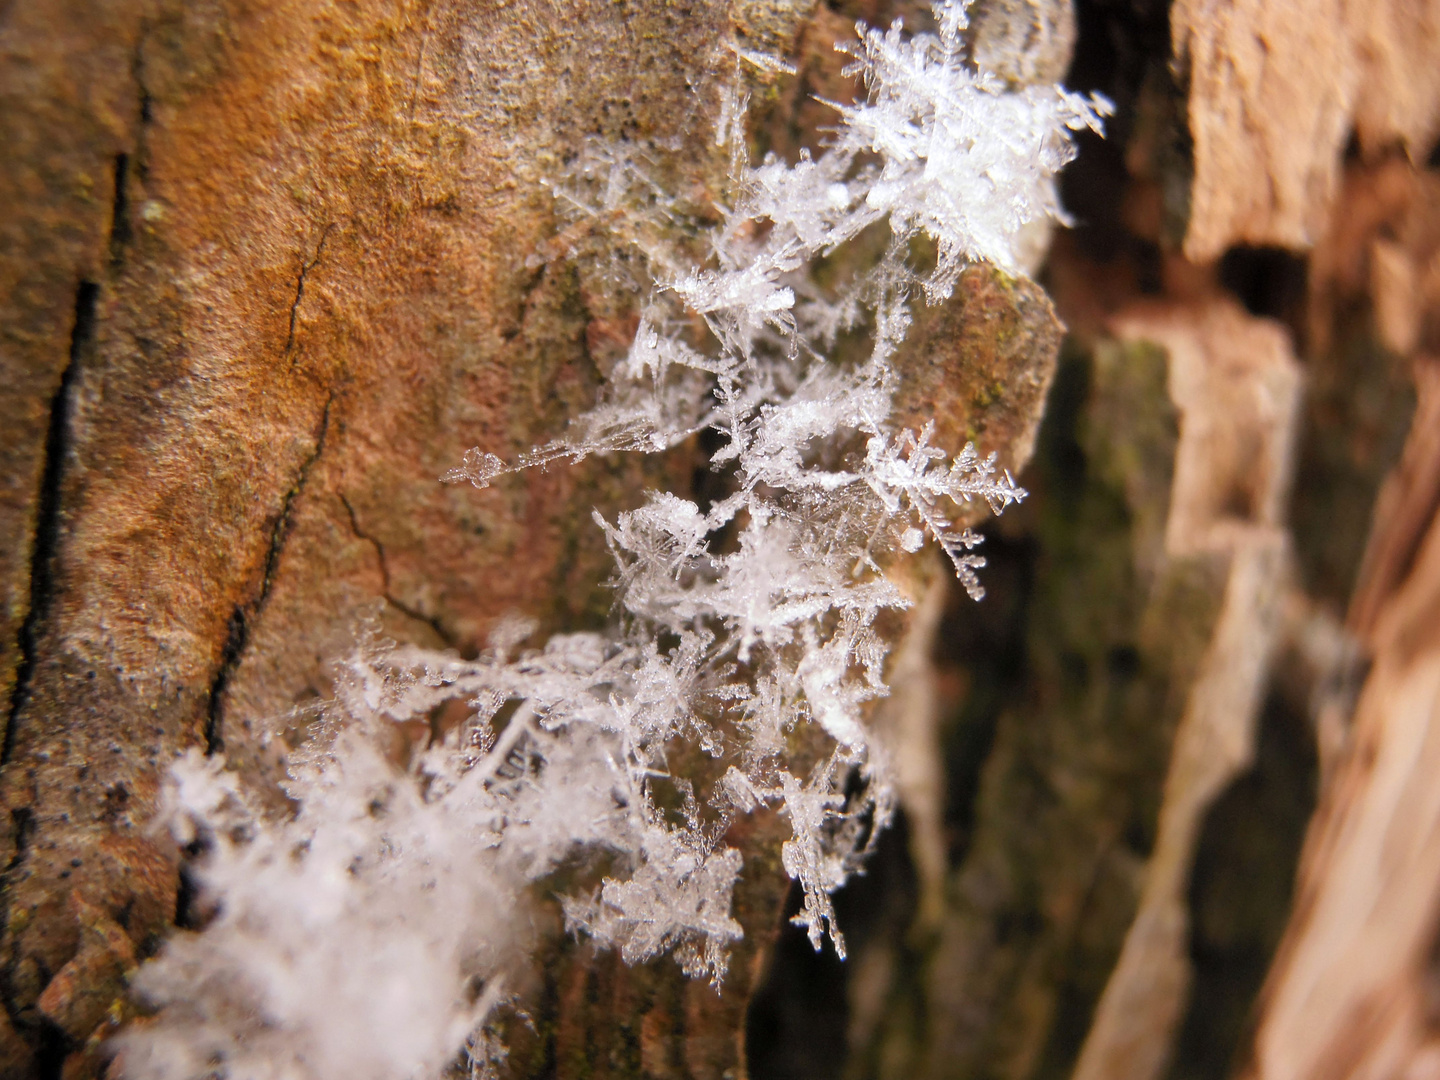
[5,0,1440,1079]
[0,2,1064,1076]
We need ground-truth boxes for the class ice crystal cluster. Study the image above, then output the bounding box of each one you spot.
[119,5,1107,1079]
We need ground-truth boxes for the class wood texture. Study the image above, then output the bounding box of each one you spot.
[0,2,1069,1075]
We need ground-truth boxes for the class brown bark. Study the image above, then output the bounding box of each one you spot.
[0,2,1065,1076]
[1174,0,1440,261]
[7,0,1440,1077]
[1245,401,1440,1080]
[0,0,785,1071]
[1071,297,1301,1080]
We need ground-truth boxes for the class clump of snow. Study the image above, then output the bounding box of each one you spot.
[118,4,1107,1078]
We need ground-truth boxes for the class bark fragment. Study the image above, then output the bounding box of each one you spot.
[1246,468,1440,1080]
[1072,298,1302,1080]
[1174,0,1440,261]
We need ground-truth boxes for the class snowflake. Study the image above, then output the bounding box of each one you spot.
[120,4,1105,1078]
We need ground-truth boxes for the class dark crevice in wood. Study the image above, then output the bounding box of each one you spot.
[340,492,456,646]
[3,282,94,766]
[748,814,918,1080]
[34,1016,70,1080]
[284,224,336,363]
[173,838,210,931]
[1162,690,1318,1080]
[0,808,38,1044]
[132,28,152,132]
[1218,245,1309,337]
[204,393,335,754]
[204,611,248,756]
[108,153,132,270]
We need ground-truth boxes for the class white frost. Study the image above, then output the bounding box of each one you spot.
[120,4,1106,1077]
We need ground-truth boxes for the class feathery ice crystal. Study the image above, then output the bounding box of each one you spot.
[119,5,1108,1078]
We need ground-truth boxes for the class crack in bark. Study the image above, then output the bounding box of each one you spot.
[3,283,95,767]
[284,225,336,363]
[33,1017,69,1080]
[132,27,153,130]
[108,154,132,270]
[339,492,455,646]
[0,807,38,1047]
[204,393,335,754]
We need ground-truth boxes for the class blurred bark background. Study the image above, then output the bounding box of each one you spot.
[2,0,1439,1078]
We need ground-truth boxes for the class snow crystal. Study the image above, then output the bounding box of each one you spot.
[119,4,1106,1077]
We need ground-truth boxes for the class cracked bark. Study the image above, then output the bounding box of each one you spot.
[0,0,814,1075]
[283,226,336,363]
[3,285,92,769]
[339,492,455,646]
[0,0,1072,1072]
[203,393,334,755]
[4,0,1433,1078]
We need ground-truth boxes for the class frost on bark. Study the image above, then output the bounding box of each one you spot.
[0,1,1067,1076]
[5,0,1440,1078]
[0,0,778,1072]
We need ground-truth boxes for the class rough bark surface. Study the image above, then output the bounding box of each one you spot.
[0,0,779,1071]
[1071,297,1300,1080]
[1173,0,1440,261]
[7,0,1440,1077]
[0,1,1066,1076]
